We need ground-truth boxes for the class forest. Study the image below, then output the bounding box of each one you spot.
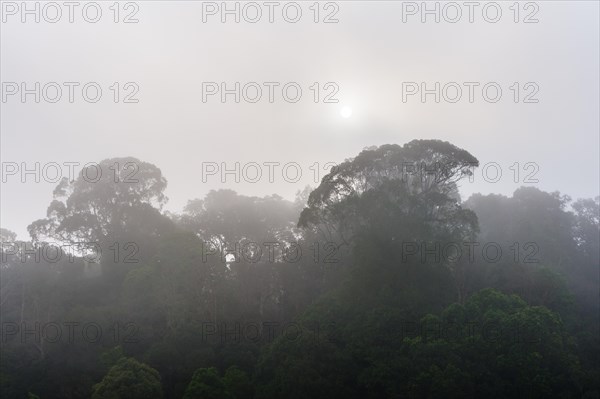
[0,140,598,398]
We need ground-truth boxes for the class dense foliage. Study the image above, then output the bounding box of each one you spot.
[1,140,598,398]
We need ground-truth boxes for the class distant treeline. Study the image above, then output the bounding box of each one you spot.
[1,140,598,398]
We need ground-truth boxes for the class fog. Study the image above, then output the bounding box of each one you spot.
[2,1,598,239]
[1,1,599,398]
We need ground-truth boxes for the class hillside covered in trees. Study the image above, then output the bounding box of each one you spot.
[1,140,598,398]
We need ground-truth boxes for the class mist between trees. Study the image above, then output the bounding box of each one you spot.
[1,140,598,399]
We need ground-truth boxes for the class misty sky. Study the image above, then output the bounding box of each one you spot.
[1,0,599,240]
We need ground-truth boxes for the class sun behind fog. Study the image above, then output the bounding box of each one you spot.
[340,106,353,118]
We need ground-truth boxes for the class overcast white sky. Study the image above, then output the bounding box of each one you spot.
[1,1,599,240]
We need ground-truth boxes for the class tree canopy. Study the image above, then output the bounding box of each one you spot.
[1,142,598,399]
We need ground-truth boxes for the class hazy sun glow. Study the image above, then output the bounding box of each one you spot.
[340,106,353,118]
